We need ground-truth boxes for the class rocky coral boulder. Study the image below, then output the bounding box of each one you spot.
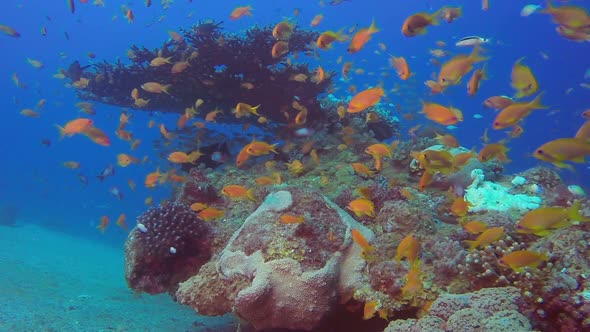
[176,189,374,331]
[124,202,212,294]
[385,287,532,332]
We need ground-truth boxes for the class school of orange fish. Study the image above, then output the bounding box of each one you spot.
[2,0,590,321]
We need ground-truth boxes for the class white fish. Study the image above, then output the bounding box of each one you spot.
[521,4,542,17]
[455,36,490,47]
[568,185,586,197]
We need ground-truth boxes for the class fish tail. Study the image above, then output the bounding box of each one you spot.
[162,84,172,95]
[269,143,279,154]
[429,8,443,25]
[251,104,261,115]
[368,18,379,34]
[529,92,548,109]
[55,124,66,139]
[469,45,489,63]
[463,240,478,250]
[247,189,256,202]
[569,200,590,222]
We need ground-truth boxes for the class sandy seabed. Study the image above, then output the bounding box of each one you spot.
[0,224,237,332]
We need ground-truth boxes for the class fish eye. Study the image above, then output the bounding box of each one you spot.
[536,149,544,155]
[493,122,499,126]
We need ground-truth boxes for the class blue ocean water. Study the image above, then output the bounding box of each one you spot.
[0,0,589,328]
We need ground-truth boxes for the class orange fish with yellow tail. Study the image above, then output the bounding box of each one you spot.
[347,18,379,54]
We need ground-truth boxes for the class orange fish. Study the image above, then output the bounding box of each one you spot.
[20,109,40,117]
[97,216,109,233]
[236,144,251,167]
[159,123,174,140]
[63,161,81,169]
[440,6,463,23]
[316,30,346,50]
[127,179,136,192]
[145,168,161,188]
[198,207,224,221]
[56,118,94,138]
[271,41,289,58]
[116,213,128,231]
[499,250,549,273]
[246,140,279,156]
[347,198,375,218]
[517,201,590,236]
[141,82,171,94]
[478,142,510,163]
[420,102,463,126]
[347,19,379,54]
[365,143,392,159]
[450,197,471,217]
[463,227,504,250]
[310,14,323,27]
[230,5,253,20]
[533,138,590,170]
[280,214,305,224]
[401,261,423,299]
[350,229,375,252]
[347,87,385,113]
[389,56,410,80]
[190,203,208,212]
[435,133,459,148]
[273,21,294,40]
[462,221,488,234]
[511,57,539,99]
[401,9,441,37]
[541,0,590,30]
[82,126,111,146]
[493,93,546,129]
[467,64,487,96]
[351,163,374,177]
[363,300,380,320]
[438,46,487,86]
[168,151,202,164]
[221,185,256,202]
[395,235,420,265]
[0,24,20,38]
[117,153,137,167]
[418,171,434,191]
[484,96,514,109]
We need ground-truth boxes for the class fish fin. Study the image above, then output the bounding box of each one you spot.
[529,91,548,109]
[55,124,66,139]
[162,84,172,95]
[463,240,478,250]
[568,200,590,222]
[533,230,553,236]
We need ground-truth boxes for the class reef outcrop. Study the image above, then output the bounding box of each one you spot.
[176,189,374,330]
[124,202,212,294]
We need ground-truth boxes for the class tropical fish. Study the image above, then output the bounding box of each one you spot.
[511,57,539,99]
[230,5,253,20]
[455,36,490,47]
[221,185,256,202]
[401,9,442,37]
[347,19,379,53]
[395,234,420,265]
[56,118,94,138]
[464,227,504,250]
[499,250,549,272]
[347,198,375,218]
[517,201,590,236]
[347,87,385,113]
[493,93,546,129]
[533,138,590,170]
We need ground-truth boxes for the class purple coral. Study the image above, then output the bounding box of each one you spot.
[179,168,218,204]
[124,202,212,294]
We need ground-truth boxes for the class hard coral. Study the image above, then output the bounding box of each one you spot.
[124,202,212,294]
[178,168,218,204]
[385,287,533,332]
[176,189,374,330]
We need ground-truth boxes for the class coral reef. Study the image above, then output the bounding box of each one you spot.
[125,202,212,294]
[385,287,532,332]
[177,168,218,204]
[77,22,329,124]
[176,189,374,330]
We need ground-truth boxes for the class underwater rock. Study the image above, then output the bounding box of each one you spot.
[124,202,212,294]
[178,168,219,204]
[176,188,374,331]
[385,286,532,332]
